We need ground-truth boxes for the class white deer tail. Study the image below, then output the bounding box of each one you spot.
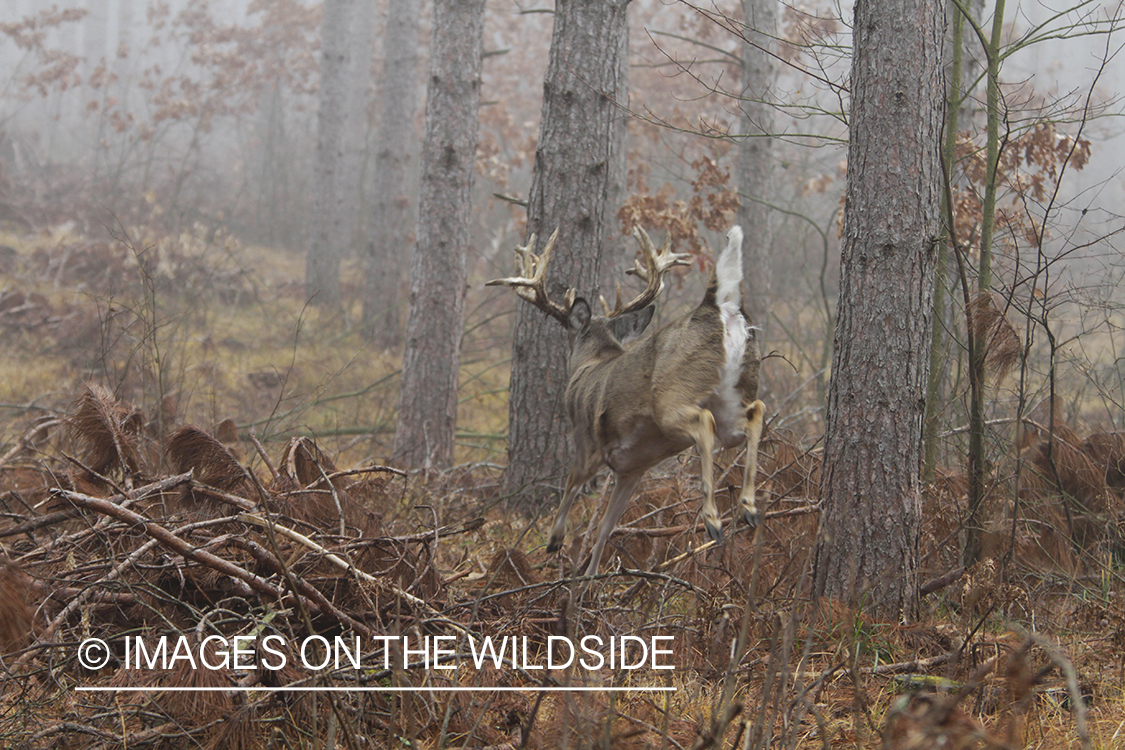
[715,225,744,307]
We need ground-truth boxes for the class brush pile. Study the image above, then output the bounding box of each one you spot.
[3,385,764,749]
[0,384,548,748]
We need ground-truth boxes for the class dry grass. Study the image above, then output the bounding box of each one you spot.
[0,224,511,469]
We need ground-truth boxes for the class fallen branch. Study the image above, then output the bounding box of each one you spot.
[53,490,283,600]
[0,472,193,539]
[863,652,952,675]
[920,566,967,597]
[349,516,485,545]
[233,537,376,639]
[237,512,474,637]
[17,513,255,668]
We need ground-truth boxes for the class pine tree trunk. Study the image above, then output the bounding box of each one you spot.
[392,0,486,469]
[504,0,631,507]
[362,0,421,342]
[736,0,776,331]
[923,0,965,485]
[306,0,354,308]
[812,0,945,620]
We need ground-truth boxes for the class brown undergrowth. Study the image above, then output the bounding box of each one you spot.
[1,387,1122,748]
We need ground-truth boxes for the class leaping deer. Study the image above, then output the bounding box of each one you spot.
[488,226,765,579]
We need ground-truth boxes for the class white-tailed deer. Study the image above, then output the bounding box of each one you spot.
[488,226,765,578]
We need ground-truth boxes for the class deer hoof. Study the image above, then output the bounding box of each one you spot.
[704,520,724,545]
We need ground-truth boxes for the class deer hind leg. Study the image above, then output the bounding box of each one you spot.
[696,409,722,543]
[583,469,645,578]
[739,399,766,527]
[657,404,723,543]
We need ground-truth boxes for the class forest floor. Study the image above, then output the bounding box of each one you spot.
[1,224,1123,749]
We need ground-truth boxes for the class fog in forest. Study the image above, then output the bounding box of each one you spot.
[1,0,1124,445]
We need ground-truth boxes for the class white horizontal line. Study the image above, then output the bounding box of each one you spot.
[77,686,675,693]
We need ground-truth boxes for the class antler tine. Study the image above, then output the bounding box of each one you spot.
[598,281,623,316]
[485,228,574,325]
[608,227,691,316]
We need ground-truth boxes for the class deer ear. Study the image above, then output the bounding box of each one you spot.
[608,305,655,344]
[568,298,592,331]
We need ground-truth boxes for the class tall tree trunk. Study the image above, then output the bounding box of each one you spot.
[362,0,421,342]
[306,0,354,309]
[392,0,487,469]
[116,0,135,58]
[83,0,108,70]
[504,0,631,507]
[255,82,287,247]
[114,0,135,84]
[84,0,110,182]
[812,0,945,620]
[736,0,776,330]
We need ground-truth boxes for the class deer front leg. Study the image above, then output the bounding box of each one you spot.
[547,464,599,554]
[739,399,766,527]
[584,469,645,578]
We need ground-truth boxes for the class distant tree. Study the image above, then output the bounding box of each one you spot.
[812,0,945,618]
[306,0,354,308]
[736,0,776,330]
[362,0,421,341]
[504,0,631,507]
[393,0,487,468]
[82,0,108,70]
[339,0,377,259]
[115,0,134,76]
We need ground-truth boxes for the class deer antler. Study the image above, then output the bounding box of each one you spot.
[485,229,575,325]
[603,227,691,317]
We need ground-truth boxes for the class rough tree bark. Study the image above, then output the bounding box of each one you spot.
[736,0,776,330]
[392,0,487,469]
[306,0,354,308]
[362,0,421,342]
[811,0,945,620]
[504,0,631,507]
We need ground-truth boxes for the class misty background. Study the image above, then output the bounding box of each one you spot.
[1,0,1124,458]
